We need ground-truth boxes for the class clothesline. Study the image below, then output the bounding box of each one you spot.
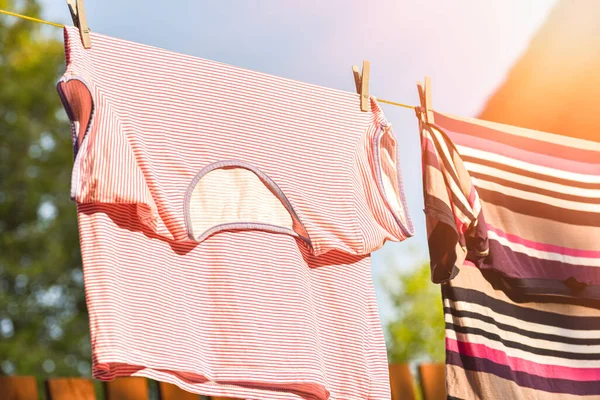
[0,8,419,111]
[0,8,64,28]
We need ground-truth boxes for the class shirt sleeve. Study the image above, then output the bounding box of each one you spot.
[357,98,415,254]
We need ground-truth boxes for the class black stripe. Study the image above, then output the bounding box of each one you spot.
[447,323,600,360]
[480,240,600,300]
[477,268,600,308]
[471,171,599,204]
[425,194,458,230]
[444,307,600,345]
[442,286,600,330]
[477,187,600,227]
[446,351,600,395]
[424,195,461,283]
[462,155,600,190]
[487,237,598,283]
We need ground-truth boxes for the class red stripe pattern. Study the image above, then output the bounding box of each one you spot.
[57,26,414,399]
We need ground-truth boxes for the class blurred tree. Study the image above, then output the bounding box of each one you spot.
[384,261,445,364]
[0,0,91,378]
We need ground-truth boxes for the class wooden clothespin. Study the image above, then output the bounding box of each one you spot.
[352,60,370,112]
[66,0,91,49]
[416,76,434,124]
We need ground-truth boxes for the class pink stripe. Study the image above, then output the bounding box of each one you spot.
[487,224,600,258]
[422,134,436,153]
[434,111,600,165]
[468,184,476,205]
[448,129,599,176]
[446,338,600,382]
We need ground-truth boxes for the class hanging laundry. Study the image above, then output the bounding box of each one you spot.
[444,264,600,399]
[57,26,414,400]
[418,108,600,399]
[421,110,600,297]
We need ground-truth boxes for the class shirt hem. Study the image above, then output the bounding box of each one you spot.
[92,358,330,400]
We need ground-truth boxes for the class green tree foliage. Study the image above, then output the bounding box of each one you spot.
[384,261,445,364]
[0,0,91,378]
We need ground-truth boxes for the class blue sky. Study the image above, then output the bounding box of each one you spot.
[38,0,557,323]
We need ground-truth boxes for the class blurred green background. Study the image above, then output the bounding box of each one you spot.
[0,0,92,379]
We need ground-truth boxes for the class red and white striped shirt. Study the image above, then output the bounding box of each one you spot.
[58,26,413,399]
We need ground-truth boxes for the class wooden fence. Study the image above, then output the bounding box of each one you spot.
[0,363,445,400]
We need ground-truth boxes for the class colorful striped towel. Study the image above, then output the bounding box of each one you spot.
[419,110,600,399]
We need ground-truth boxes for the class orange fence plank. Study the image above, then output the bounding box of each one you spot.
[418,363,446,400]
[104,377,148,400]
[46,378,96,400]
[0,363,443,400]
[389,364,416,400]
[157,381,198,400]
[0,376,39,400]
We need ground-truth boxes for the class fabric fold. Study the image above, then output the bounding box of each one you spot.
[420,109,600,298]
[419,109,600,399]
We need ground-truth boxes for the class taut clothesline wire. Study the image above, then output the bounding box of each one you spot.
[0,8,421,111]
[0,8,64,28]
[376,99,417,110]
